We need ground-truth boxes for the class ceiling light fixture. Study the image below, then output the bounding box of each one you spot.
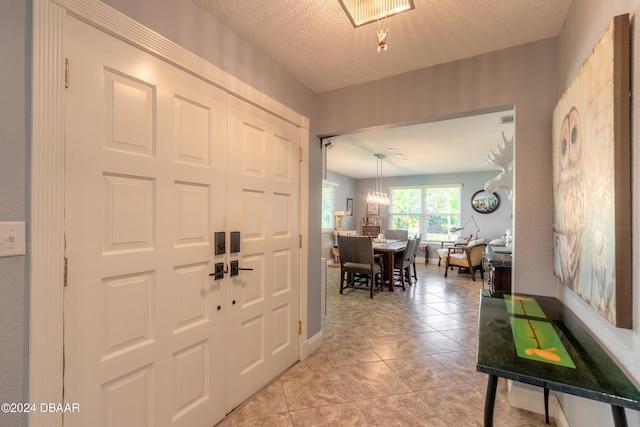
[377,14,389,52]
[367,153,390,205]
[338,0,415,52]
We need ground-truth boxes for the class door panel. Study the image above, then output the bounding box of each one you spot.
[65,16,300,426]
[226,97,299,410]
[65,17,227,427]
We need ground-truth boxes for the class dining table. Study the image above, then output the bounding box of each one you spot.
[372,239,407,291]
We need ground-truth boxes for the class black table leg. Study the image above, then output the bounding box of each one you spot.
[544,387,549,424]
[484,375,498,427]
[611,405,627,427]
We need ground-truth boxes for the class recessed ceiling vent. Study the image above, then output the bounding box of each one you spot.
[500,115,514,124]
[339,0,415,27]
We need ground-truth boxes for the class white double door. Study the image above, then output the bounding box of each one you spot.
[63,17,299,427]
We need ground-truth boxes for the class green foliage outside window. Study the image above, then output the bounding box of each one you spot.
[322,182,336,230]
[389,185,461,241]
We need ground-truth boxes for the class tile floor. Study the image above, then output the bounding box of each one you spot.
[217,261,555,426]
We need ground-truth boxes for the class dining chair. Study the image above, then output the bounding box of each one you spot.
[444,239,487,281]
[385,229,409,241]
[409,234,422,281]
[337,235,383,298]
[393,238,417,290]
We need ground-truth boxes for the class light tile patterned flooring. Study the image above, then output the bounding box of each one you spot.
[217,261,555,426]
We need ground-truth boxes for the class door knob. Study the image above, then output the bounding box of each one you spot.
[230,260,253,277]
[209,262,228,280]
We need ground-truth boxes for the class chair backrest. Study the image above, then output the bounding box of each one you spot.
[410,234,422,260]
[385,229,409,241]
[468,243,487,265]
[401,238,417,268]
[337,235,375,265]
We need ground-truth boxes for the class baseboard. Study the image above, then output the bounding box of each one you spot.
[300,330,323,360]
[508,381,568,427]
[553,398,570,427]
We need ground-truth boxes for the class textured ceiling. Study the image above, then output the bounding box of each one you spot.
[194,0,572,94]
[325,108,515,178]
[192,0,571,178]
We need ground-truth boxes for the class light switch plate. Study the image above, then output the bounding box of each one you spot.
[0,221,26,257]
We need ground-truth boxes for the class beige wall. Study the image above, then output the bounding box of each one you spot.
[316,38,559,297]
[0,2,27,426]
[317,21,640,421]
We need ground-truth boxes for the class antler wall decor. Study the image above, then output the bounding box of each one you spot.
[484,132,514,201]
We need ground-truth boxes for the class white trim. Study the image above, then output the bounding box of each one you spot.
[298,127,310,360]
[30,2,310,426]
[65,0,308,130]
[552,398,570,427]
[508,381,568,426]
[301,331,324,360]
[322,181,339,231]
[29,1,65,426]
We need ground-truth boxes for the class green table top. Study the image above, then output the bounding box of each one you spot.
[477,290,640,410]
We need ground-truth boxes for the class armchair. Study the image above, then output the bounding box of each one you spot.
[444,239,487,281]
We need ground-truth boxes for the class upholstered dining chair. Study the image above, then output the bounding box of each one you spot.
[385,229,409,241]
[444,239,487,281]
[409,234,422,281]
[337,235,383,298]
[393,238,417,290]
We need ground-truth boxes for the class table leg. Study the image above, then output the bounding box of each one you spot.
[611,405,627,427]
[385,252,395,291]
[544,387,549,424]
[484,375,498,427]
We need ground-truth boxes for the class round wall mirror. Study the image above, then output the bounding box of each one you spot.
[471,190,500,214]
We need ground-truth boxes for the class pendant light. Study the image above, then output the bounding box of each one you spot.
[367,153,390,205]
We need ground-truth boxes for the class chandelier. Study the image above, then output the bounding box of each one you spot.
[338,0,415,52]
[367,153,390,205]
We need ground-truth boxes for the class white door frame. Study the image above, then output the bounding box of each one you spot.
[29,1,310,426]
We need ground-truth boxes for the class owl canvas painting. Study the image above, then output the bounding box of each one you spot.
[554,106,585,293]
[552,14,631,328]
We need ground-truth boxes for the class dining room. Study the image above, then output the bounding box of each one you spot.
[321,108,514,272]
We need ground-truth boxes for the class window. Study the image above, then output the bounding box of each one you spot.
[322,181,338,230]
[389,185,461,241]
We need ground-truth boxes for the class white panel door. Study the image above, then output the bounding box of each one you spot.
[226,96,300,410]
[64,17,228,427]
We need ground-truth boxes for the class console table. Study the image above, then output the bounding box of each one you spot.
[477,290,640,427]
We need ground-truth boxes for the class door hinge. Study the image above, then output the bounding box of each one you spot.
[298,235,302,249]
[298,147,303,162]
[63,257,68,286]
[65,58,70,89]
[298,321,302,335]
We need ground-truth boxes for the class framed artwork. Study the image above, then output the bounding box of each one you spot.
[346,198,353,215]
[367,203,379,215]
[552,14,631,328]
